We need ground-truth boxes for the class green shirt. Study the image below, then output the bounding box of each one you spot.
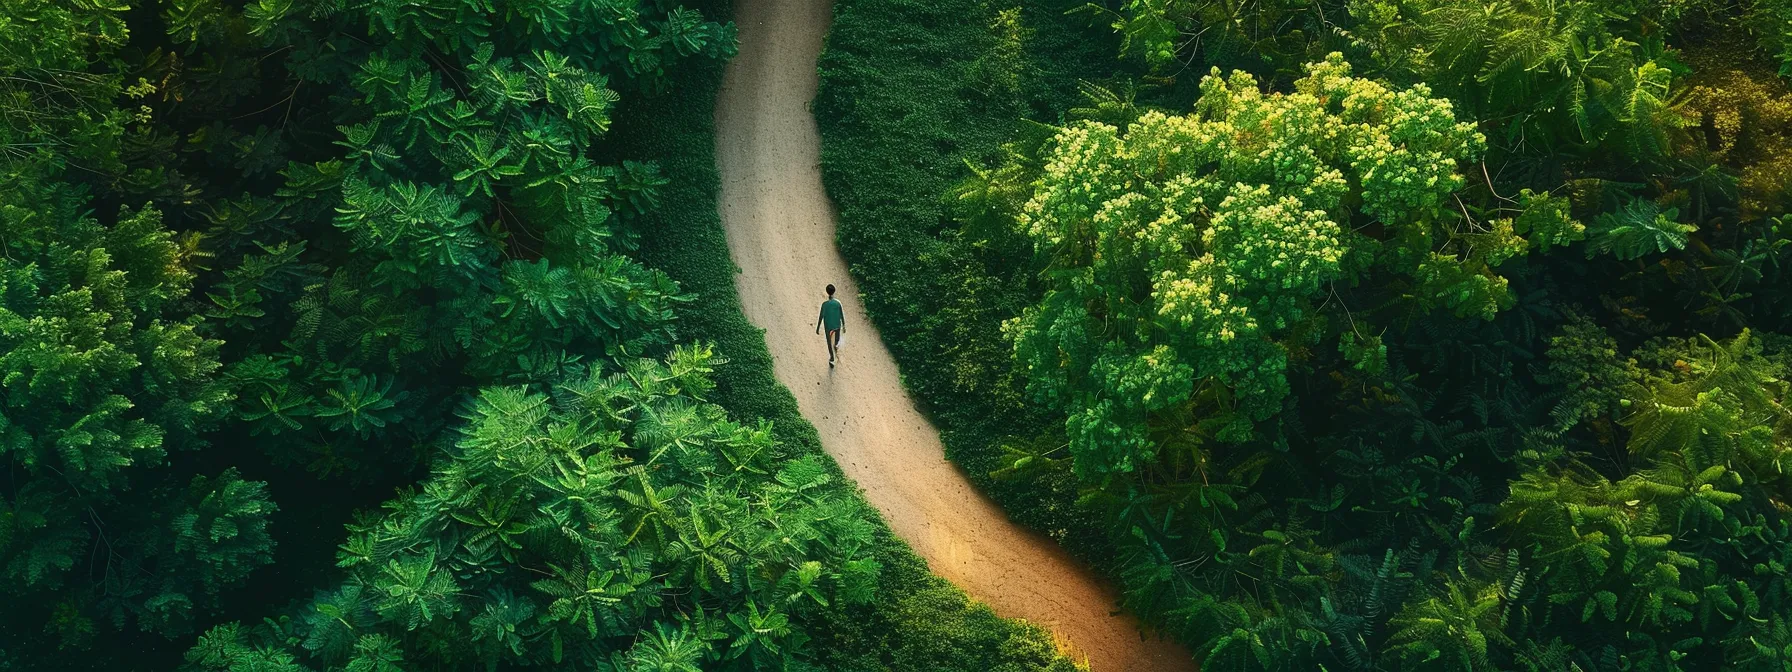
[818,298,845,331]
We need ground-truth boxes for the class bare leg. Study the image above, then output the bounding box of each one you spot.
[826,329,838,364]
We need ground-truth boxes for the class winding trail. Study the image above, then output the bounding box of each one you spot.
[712,1,1192,669]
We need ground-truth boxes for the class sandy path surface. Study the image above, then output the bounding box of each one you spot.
[712,1,1193,669]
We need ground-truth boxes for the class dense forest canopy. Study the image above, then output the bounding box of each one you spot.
[0,0,1077,670]
[14,0,1792,666]
[817,0,1792,668]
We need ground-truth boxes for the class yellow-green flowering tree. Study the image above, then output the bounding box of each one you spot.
[1007,54,1488,478]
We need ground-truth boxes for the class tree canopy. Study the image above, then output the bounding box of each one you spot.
[1007,55,1488,478]
[0,0,1078,669]
[816,0,1792,667]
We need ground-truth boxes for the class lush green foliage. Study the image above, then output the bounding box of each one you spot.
[1006,56,1485,477]
[0,0,1078,668]
[183,350,1069,672]
[0,0,261,645]
[1490,329,1792,670]
[818,0,1792,668]
[185,0,733,477]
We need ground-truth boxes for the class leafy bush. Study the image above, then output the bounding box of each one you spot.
[1006,56,1486,478]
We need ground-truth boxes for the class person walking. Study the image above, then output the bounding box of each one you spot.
[815,284,845,367]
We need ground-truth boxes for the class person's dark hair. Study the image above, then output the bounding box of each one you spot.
[826,284,836,296]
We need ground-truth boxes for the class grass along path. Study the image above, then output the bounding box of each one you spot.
[711,0,1191,668]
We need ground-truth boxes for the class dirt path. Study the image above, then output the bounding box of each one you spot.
[712,1,1192,669]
